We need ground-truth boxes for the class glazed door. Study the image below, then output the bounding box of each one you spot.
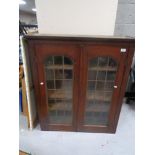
[78,44,127,133]
[35,42,80,131]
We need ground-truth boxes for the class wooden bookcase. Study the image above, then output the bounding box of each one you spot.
[23,35,135,133]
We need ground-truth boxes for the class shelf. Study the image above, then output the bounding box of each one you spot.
[86,103,110,112]
[89,66,117,71]
[48,101,109,113]
[48,114,72,124]
[48,90,72,99]
[45,65,116,71]
[48,102,72,111]
[48,89,112,101]
[45,65,73,70]
[84,114,108,125]
[87,91,112,102]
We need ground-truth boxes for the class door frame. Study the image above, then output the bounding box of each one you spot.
[77,43,128,133]
[34,41,81,131]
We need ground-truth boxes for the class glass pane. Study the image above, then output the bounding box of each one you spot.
[47,80,55,89]
[88,71,97,80]
[55,80,63,89]
[89,57,98,68]
[107,71,116,81]
[64,57,72,65]
[96,81,104,91]
[55,69,63,79]
[109,57,117,69]
[98,57,108,67]
[84,56,117,126]
[45,70,54,80]
[88,81,96,91]
[104,82,115,91]
[63,80,72,90]
[45,56,73,124]
[64,70,72,79]
[54,56,63,65]
[97,71,106,80]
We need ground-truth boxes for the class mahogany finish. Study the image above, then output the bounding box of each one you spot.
[23,35,135,133]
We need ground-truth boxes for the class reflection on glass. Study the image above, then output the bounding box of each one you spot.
[84,56,117,126]
[97,71,106,80]
[54,56,63,65]
[55,70,63,79]
[107,71,116,81]
[89,58,98,67]
[96,81,104,91]
[98,57,108,67]
[64,70,72,79]
[45,56,73,124]
[88,81,96,91]
[88,71,97,80]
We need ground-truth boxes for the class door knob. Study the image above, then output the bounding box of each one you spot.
[40,82,44,85]
[114,85,117,88]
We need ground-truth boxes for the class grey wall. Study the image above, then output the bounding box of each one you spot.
[19,10,37,25]
[114,0,135,37]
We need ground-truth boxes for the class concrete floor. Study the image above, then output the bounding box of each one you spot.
[19,103,135,155]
